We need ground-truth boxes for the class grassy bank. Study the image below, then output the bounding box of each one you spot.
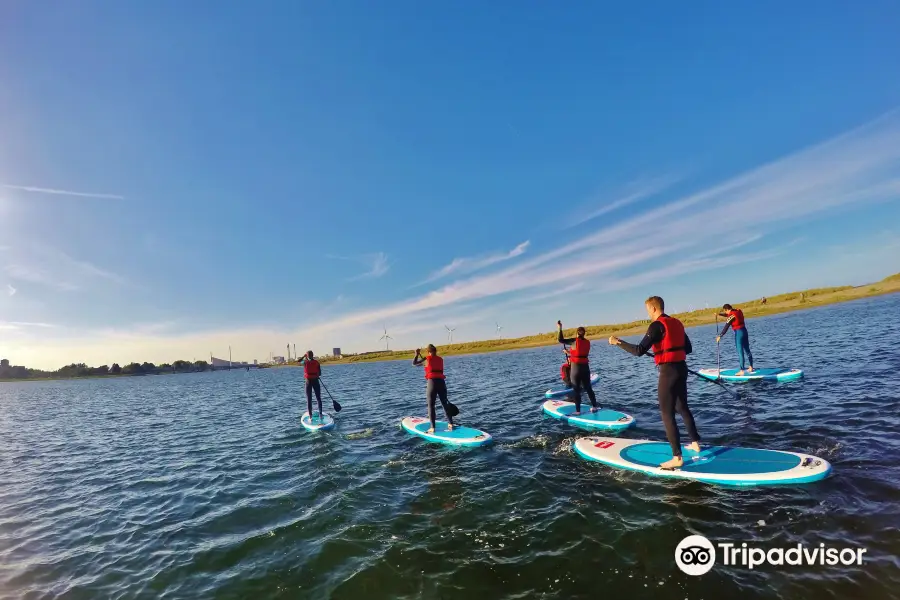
[308,272,900,366]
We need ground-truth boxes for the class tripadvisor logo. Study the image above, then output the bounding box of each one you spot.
[675,535,867,576]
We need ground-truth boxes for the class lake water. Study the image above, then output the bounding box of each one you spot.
[2,295,899,599]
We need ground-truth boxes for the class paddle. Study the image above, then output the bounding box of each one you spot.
[715,312,721,377]
[318,378,342,412]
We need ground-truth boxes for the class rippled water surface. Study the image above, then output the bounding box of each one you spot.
[2,296,900,599]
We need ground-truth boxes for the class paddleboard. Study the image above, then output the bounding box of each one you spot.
[541,400,635,432]
[574,436,831,486]
[301,412,335,431]
[400,417,492,448]
[698,368,803,383]
[544,373,601,398]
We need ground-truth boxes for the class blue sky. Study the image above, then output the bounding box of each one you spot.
[2,1,900,368]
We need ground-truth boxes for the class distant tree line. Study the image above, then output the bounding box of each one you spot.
[0,359,213,381]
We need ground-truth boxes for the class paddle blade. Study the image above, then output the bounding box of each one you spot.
[446,402,460,418]
[333,400,342,412]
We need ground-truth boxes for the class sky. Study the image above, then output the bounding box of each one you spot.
[1,1,900,369]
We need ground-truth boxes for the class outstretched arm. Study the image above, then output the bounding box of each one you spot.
[412,349,425,366]
[610,322,664,357]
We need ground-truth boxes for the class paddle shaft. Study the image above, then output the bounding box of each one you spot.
[318,378,342,412]
[715,313,721,374]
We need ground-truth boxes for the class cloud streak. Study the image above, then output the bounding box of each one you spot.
[2,184,125,200]
[417,241,530,286]
[287,109,900,344]
[328,252,391,281]
[7,284,15,297]
[564,175,682,229]
[8,110,900,367]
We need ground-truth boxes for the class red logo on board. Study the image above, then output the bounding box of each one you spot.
[594,441,615,449]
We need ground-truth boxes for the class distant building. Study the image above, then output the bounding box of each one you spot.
[210,356,251,369]
[253,359,258,365]
[273,356,285,364]
[333,348,341,357]
[0,359,8,368]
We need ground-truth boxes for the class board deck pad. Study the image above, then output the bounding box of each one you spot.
[400,417,492,447]
[698,368,803,382]
[301,413,335,431]
[574,436,831,486]
[544,373,601,398]
[541,400,634,431]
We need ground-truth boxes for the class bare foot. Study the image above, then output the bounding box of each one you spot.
[447,423,454,431]
[736,370,745,376]
[426,427,435,434]
[660,456,684,469]
[686,442,701,453]
[572,411,581,416]
[590,407,600,413]
[747,367,755,373]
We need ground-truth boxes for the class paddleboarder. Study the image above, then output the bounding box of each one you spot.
[716,304,754,375]
[560,350,573,388]
[412,344,455,434]
[557,321,600,415]
[298,351,324,421]
[608,296,701,469]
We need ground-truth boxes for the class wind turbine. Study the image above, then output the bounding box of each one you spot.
[445,325,456,344]
[380,325,393,351]
[496,322,503,339]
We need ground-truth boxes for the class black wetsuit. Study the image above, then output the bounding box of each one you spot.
[412,355,455,429]
[306,378,323,418]
[557,331,598,413]
[300,357,323,418]
[616,317,701,457]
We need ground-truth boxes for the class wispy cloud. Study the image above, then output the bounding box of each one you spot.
[2,184,125,200]
[9,111,900,368]
[416,241,530,286]
[287,110,900,342]
[7,284,16,297]
[327,252,391,281]
[3,245,127,291]
[564,175,682,229]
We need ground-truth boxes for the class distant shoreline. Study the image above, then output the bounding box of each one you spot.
[300,272,900,367]
[3,272,898,382]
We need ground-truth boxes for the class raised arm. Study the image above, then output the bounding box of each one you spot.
[412,349,426,366]
[556,321,576,345]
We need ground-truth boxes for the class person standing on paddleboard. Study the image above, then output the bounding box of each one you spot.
[298,351,324,421]
[716,303,755,375]
[609,296,701,470]
[412,344,455,434]
[557,321,600,415]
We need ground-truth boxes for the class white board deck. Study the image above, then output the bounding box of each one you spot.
[544,373,600,398]
[301,413,335,431]
[574,436,831,486]
[400,417,492,447]
[541,400,634,431]
[697,368,803,382]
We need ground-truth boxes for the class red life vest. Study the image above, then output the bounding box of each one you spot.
[570,337,590,365]
[424,355,445,380]
[728,309,746,330]
[652,316,687,365]
[303,359,321,379]
[560,363,571,381]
